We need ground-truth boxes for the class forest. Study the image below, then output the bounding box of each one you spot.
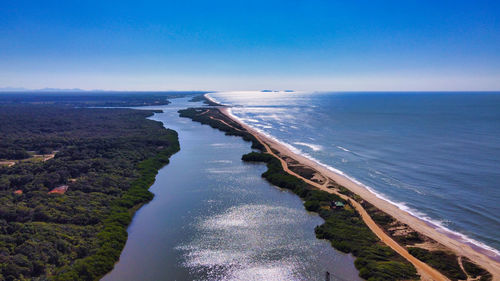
[0,102,180,280]
[0,91,206,108]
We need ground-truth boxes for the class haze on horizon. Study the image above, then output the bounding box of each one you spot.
[1,0,499,91]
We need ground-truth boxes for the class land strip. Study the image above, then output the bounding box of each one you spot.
[180,105,497,281]
[213,110,446,281]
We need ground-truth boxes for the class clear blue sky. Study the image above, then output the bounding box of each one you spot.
[1,0,499,91]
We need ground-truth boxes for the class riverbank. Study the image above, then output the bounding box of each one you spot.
[180,107,427,280]
[179,94,497,280]
[105,99,363,281]
[0,104,180,280]
[215,106,499,280]
[54,120,180,281]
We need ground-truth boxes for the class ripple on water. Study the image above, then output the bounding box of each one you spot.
[175,204,331,281]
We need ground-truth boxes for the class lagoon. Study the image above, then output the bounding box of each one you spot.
[103,97,360,281]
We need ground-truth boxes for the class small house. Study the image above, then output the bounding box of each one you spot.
[48,185,69,194]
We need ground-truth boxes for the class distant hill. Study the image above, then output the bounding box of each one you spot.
[0,87,100,92]
[0,87,30,92]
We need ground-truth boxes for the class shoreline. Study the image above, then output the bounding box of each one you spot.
[227,106,500,260]
[213,102,500,280]
[206,92,499,259]
[179,106,427,280]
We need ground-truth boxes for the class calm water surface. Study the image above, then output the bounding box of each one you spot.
[103,97,360,281]
[210,91,500,255]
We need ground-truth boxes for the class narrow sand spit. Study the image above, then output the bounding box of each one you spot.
[219,107,500,281]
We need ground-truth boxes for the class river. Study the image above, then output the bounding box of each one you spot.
[102,97,361,281]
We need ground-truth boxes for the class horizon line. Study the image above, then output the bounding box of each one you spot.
[1,88,500,93]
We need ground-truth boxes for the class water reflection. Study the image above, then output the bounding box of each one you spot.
[103,97,360,281]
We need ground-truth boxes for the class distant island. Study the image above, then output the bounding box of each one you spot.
[0,87,96,92]
[260,89,295,93]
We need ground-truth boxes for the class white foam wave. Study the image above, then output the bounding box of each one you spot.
[293,142,323,152]
[204,93,230,106]
[242,118,260,123]
[257,124,273,129]
[336,146,350,152]
[226,108,500,258]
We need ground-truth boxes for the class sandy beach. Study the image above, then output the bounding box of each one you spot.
[218,106,500,281]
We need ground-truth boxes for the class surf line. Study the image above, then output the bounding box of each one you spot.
[216,107,448,281]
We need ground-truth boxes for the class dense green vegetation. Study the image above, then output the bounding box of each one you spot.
[462,257,493,281]
[408,248,466,280]
[0,104,179,280]
[181,108,418,281]
[408,248,492,281]
[362,201,425,246]
[178,108,264,150]
[0,91,206,107]
[188,94,219,106]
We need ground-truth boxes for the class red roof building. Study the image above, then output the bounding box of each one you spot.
[48,185,69,194]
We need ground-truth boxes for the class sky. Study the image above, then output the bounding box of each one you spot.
[1,0,499,91]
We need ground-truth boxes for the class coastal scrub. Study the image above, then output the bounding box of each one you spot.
[179,107,418,281]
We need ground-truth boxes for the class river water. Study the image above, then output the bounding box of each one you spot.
[102,97,361,281]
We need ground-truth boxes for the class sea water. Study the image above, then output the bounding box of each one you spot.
[209,91,500,257]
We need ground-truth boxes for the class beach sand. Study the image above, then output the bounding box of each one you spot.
[218,106,500,281]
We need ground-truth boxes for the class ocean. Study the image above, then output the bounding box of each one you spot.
[208,91,500,256]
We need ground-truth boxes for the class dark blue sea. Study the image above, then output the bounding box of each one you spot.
[209,91,500,256]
